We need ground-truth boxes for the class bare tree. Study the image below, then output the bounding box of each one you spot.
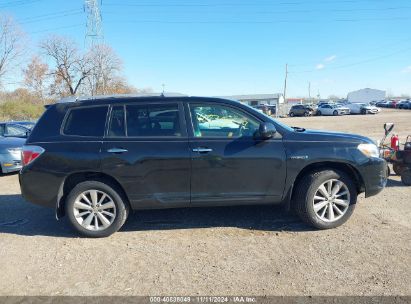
[85,44,122,95]
[22,56,49,100]
[0,15,24,87]
[40,36,93,96]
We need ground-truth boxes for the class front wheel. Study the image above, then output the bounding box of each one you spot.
[304,111,310,117]
[333,110,339,116]
[293,169,357,229]
[66,181,129,237]
[317,111,322,116]
[289,112,295,117]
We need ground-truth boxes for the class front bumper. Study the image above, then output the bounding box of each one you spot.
[365,108,379,114]
[358,157,387,197]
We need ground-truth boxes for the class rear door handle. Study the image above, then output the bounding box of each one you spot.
[107,148,128,154]
[192,147,213,153]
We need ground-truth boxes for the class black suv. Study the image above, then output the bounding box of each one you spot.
[289,105,314,117]
[19,95,387,237]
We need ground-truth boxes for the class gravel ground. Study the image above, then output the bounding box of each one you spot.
[0,109,410,296]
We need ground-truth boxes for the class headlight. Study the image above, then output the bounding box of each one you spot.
[357,143,379,158]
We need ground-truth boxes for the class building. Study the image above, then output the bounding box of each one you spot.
[286,98,304,104]
[347,88,386,103]
[217,94,284,106]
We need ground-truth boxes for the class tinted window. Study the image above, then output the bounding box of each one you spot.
[126,104,181,137]
[108,106,126,137]
[190,104,260,138]
[64,106,108,137]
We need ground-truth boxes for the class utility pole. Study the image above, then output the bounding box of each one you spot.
[308,81,311,102]
[280,63,288,117]
[84,0,103,48]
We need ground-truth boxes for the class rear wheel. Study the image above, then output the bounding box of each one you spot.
[317,111,322,116]
[289,112,295,117]
[293,169,357,229]
[66,181,129,237]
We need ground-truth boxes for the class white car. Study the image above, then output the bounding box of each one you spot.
[197,113,240,129]
[316,104,350,116]
[346,103,380,114]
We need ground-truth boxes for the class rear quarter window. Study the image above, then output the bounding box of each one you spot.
[63,106,108,137]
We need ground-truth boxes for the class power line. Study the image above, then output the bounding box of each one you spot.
[17,9,81,23]
[0,0,42,9]
[289,46,411,74]
[19,11,83,25]
[101,16,411,24]
[28,24,83,35]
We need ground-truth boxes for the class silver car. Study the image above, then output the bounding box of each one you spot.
[0,136,26,173]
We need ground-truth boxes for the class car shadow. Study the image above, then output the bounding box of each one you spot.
[386,177,406,187]
[0,194,312,238]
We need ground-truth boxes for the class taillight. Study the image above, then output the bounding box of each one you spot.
[21,145,45,166]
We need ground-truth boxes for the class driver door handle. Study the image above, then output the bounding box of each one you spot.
[192,147,213,153]
[107,148,128,154]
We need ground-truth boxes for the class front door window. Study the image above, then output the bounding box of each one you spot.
[190,104,260,138]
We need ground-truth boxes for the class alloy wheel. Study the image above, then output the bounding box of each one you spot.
[312,179,350,222]
[73,189,117,231]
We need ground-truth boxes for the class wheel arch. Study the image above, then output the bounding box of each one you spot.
[290,161,365,203]
[56,171,131,218]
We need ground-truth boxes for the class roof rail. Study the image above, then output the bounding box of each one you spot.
[56,92,188,103]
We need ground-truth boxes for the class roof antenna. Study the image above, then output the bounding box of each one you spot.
[161,83,165,97]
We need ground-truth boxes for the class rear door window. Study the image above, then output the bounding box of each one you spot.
[63,106,108,137]
[126,104,182,137]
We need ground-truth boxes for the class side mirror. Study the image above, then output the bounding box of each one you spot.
[258,122,276,140]
[384,123,394,136]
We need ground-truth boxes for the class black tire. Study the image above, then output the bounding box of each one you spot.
[66,180,129,238]
[289,112,295,117]
[401,169,411,186]
[333,110,339,116]
[393,163,404,176]
[317,111,322,116]
[293,169,357,229]
[304,111,309,117]
[361,109,367,115]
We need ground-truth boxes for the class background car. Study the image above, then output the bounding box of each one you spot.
[316,104,350,116]
[254,104,276,115]
[289,104,314,117]
[397,100,411,109]
[0,122,32,138]
[0,136,26,173]
[346,103,380,114]
[376,101,388,107]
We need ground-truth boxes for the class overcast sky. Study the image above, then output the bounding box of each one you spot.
[4,0,411,98]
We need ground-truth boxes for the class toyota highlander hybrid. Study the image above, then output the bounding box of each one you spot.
[19,95,387,237]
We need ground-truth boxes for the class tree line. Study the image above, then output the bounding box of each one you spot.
[0,14,143,108]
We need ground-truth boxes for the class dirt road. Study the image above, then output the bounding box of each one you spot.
[0,109,410,296]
